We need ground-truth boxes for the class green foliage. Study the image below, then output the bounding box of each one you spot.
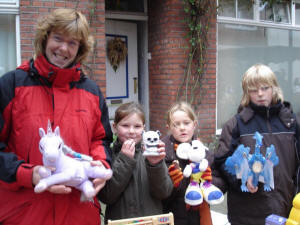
[177,0,216,107]
[110,134,118,148]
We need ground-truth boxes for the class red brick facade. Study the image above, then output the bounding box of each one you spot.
[19,0,217,143]
[148,0,217,142]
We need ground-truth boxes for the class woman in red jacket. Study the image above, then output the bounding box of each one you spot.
[0,8,112,225]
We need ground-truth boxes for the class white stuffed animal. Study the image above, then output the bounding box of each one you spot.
[34,121,113,201]
[142,130,161,156]
[177,140,224,206]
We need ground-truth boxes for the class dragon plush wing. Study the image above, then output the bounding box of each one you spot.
[260,144,279,191]
[225,144,251,192]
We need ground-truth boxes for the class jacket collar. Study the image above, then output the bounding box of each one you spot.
[239,101,295,128]
[18,55,82,88]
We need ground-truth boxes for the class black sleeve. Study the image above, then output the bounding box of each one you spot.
[213,115,242,192]
[98,89,113,166]
[0,71,24,183]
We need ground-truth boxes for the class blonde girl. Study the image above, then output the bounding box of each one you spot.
[162,101,215,225]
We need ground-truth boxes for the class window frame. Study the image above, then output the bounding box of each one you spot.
[0,0,20,68]
[217,0,300,31]
[105,0,148,21]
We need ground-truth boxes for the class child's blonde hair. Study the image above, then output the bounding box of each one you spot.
[241,64,284,107]
[166,101,197,126]
[34,8,94,64]
[114,102,145,125]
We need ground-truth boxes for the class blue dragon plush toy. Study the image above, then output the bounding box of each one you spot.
[225,131,279,192]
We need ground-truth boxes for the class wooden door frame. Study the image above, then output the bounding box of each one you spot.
[105,12,150,129]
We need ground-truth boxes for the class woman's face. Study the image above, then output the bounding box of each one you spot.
[45,31,80,68]
[113,113,145,144]
[168,110,197,143]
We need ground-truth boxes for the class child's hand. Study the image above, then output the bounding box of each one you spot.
[146,141,166,165]
[247,176,258,193]
[121,139,135,158]
[168,160,183,187]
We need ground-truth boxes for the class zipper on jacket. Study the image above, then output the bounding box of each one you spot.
[266,107,272,133]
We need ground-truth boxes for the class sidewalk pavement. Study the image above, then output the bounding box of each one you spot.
[211,210,230,225]
[210,193,230,225]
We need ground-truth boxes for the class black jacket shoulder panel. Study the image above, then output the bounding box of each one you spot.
[74,76,100,96]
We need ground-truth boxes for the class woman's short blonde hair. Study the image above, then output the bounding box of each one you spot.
[240,64,284,107]
[34,8,94,64]
[166,101,197,126]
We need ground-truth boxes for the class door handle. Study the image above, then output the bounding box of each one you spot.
[133,77,138,94]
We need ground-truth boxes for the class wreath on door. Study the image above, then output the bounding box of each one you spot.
[107,37,128,72]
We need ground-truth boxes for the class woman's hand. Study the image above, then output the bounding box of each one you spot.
[90,160,110,195]
[146,141,166,165]
[32,166,72,194]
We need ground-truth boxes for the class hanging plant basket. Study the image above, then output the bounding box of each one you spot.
[107,37,128,72]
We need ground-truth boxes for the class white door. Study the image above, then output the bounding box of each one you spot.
[105,20,138,122]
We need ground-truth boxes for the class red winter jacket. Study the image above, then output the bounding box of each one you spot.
[0,55,112,225]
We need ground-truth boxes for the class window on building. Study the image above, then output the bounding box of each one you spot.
[105,0,145,12]
[218,0,254,19]
[217,0,300,130]
[259,1,291,23]
[0,0,19,76]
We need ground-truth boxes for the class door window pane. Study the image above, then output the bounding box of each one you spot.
[217,23,300,128]
[0,14,16,76]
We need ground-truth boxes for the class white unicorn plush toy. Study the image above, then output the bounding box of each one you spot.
[34,121,113,201]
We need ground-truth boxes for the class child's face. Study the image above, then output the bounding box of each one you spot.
[249,85,273,107]
[168,110,197,143]
[113,113,145,144]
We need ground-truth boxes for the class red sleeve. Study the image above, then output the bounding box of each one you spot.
[16,163,35,188]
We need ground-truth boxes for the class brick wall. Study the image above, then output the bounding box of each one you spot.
[148,0,217,143]
[19,0,107,94]
[19,0,217,143]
